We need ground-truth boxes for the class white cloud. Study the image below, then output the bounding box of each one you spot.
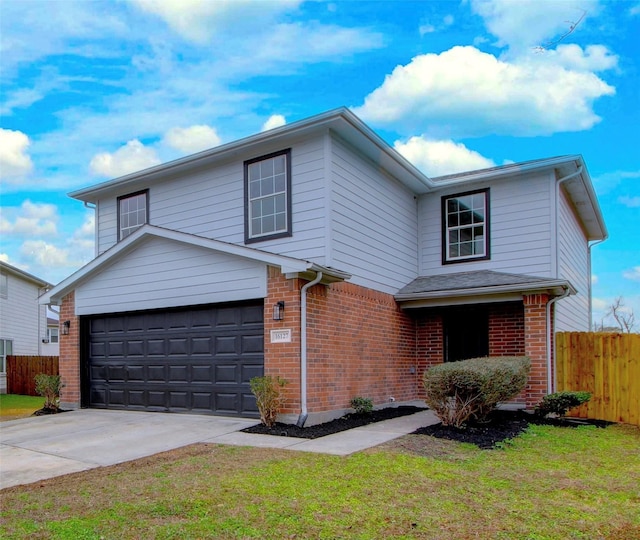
[394,137,496,177]
[631,4,640,16]
[89,139,161,178]
[0,200,59,237]
[131,0,301,44]
[443,15,454,26]
[591,274,598,285]
[419,23,436,36]
[592,170,640,195]
[470,0,600,54]
[354,45,615,138]
[163,125,221,154]
[0,128,34,183]
[261,115,286,132]
[623,267,640,282]
[20,240,74,268]
[618,195,640,208]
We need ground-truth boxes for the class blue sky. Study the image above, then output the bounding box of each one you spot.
[1,0,638,328]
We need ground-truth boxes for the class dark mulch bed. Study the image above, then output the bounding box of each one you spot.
[245,406,612,448]
[242,405,426,439]
[32,407,69,416]
[414,409,612,449]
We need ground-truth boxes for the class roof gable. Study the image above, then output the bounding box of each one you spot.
[40,225,350,305]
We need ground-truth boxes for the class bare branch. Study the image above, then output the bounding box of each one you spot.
[533,9,587,53]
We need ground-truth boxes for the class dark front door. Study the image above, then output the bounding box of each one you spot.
[85,301,264,417]
[443,305,489,362]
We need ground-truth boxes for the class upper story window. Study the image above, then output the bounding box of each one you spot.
[118,190,148,240]
[244,149,291,243]
[442,188,490,264]
[0,272,7,298]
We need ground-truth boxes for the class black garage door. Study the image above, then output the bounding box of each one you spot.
[84,301,263,417]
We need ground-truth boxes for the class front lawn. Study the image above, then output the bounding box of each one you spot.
[0,423,638,539]
[0,394,44,421]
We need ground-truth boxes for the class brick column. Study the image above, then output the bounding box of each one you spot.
[264,266,302,414]
[523,293,550,409]
[59,291,81,409]
[416,313,443,399]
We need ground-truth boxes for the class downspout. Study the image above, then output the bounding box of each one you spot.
[546,165,583,394]
[297,271,323,427]
[546,286,571,394]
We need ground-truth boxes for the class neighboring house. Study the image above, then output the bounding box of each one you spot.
[0,262,55,393]
[40,108,607,424]
[41,316,61,356]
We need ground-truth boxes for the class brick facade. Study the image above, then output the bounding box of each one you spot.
[58,291,81,408]
[56,268,553,418]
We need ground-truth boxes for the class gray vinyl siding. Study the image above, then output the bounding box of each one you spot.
[330,136,418,293]
[555,188,590,331]
[94,137,328,263]
[75,237,267,316]
[97,199,118,255]
[419,171,554,277]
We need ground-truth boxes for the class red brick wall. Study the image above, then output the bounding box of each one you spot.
[264,269,418,415]
[488,302,525,356]
[264,266,303,413]
[58,291,81,407]
[523,294,551,408]
[305,281,417,412]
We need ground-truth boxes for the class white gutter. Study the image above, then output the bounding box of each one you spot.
[297,271,323,427]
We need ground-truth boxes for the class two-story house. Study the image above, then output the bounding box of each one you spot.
[1,261,56,393]
[40,108,607,424]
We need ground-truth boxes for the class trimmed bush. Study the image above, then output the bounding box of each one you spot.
[423,356,531,428]
[350,396,373,415]
[534,391,592,418]
[249,375,288,428]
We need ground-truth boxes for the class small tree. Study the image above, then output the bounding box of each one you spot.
[249,375,287,428]
[605,297,636,333]
[34,374,64,411]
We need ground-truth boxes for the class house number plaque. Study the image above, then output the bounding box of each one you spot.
[270,329,292,343]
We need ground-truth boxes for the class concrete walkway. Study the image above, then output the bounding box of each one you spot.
[0,408,438,490]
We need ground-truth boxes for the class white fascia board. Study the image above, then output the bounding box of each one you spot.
[39,225,350,305]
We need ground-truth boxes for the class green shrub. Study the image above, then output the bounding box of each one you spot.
[423,356,530,428]
[34,373,64,411]
[350,396,373,415]
[534,391,592,418]
[249,375,288,428]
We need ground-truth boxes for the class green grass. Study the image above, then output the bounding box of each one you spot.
[0,394,43,421]
[1,423,638,539]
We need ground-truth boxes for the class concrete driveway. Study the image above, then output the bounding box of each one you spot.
[0,409,259,490]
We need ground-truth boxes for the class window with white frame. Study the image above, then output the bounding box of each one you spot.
[48,327,59,344]
[0,339,12,373]
[118,190,148,240]
[442,188,490,263]
[245,149,291,243]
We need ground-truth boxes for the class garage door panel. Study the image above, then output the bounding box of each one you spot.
[87,302,263,417]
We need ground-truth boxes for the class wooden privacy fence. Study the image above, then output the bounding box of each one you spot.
[556,332,640,426]
[6,355,59,396]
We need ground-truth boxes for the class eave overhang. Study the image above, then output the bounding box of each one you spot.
[395,274,576,310]
[39,225,351,306]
